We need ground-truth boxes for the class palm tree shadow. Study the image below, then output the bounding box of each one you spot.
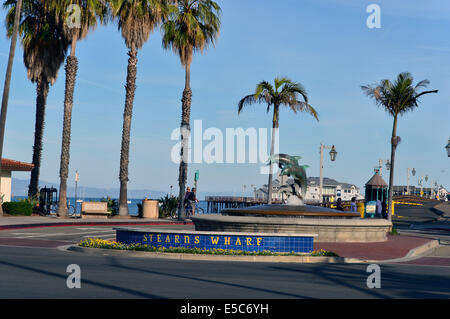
[105,256,310,298]
[270,263,450,299]
[0,260,163,298]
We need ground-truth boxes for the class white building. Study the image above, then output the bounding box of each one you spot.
[255,172,363,203]
[0,158,34,202]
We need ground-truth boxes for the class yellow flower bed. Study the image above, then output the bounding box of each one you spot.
[78,238,338,256]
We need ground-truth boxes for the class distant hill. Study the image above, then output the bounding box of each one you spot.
[11,178,248,200]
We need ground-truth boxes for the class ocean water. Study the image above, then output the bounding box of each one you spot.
[11,196,209,216]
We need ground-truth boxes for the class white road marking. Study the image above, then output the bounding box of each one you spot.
[75,227,112,231]
[20,230,115,238]
[82,233,117,238]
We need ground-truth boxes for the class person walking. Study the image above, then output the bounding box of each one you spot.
[186,187,198,218]
[336,198,344,211]
[376,198,382,218]
[350,197,357,212]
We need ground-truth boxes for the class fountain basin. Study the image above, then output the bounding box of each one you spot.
[192,214,392,243]
[221,204,361,218]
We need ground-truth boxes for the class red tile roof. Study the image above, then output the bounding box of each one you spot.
[1,158,34,171]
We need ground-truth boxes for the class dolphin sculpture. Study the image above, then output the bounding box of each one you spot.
[268,153,309,201]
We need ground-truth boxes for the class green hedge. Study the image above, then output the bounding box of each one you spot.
[2,201,32,216]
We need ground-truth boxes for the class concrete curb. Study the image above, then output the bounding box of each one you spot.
[65,245,346,263]
[62,238,441,264]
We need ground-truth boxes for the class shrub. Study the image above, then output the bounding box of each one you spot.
[100,196,118,216]
[159,194,178,218]
[2,201,33,216]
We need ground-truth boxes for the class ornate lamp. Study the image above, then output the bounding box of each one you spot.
[446,138,450,157]
[329,145,337,162]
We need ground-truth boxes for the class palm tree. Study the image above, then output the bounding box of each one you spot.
[238,77,319,204]
[361,72,438,221]
[50,0,108,218]
[161,0,221,220]
[4,0,69,198]
[109,0,171,217]
[0,0,22,216]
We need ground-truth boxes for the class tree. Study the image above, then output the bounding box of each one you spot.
[109,0,171,217]
[51,0,108,218]
[0,0,22,216]
[361,72,438,221]
[238,77,318,204]
[161,0,221,220]
[4,0,69,198]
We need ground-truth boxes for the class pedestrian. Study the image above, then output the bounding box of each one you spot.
[376,198,382,218]
[350,197,357,212]
[186,187,198,217]
[336,198,344,211]
[381,201,387,219]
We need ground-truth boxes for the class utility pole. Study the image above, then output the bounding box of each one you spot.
[0,0,23,216]
[319,144,337,204]
[75,171,79,216]
[406,168,416,195]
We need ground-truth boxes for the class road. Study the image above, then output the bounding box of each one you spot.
[0,223,449,299]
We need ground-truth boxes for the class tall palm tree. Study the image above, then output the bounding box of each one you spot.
[238,77,319,204]
[5,0,69,198]
[161,0,221,220]
[0,0,22,216]
[50,0,108,218]
[362,72,438,221]
[109,0,171,217]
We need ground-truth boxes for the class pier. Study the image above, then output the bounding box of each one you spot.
[205,196,283,214]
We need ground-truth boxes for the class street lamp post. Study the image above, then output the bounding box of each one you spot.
[406,167,416,195]
[377,159,390,177]
[319,144,337,204]
[75,171,79,216]
[251,184,256,199]
[445,138,450,157]
[419,175,428,197]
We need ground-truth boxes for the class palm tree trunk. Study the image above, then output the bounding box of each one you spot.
[28,79,50,198]
[57,42,78,218]
[118,48,138,217]
[267,106,279,204]
[177,63,192,220]
[387,114,398,222]
[0,0,22,216]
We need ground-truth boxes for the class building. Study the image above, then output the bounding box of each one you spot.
[0,158,34,202]
[255,173,363,203]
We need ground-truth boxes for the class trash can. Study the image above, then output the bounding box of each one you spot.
[142,199,159,219]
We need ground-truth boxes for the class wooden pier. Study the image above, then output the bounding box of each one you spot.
[205,196,282,214]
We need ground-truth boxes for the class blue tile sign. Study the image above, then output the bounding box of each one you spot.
[115,228,316,253]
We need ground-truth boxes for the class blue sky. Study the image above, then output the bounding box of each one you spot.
[1,0,449,196]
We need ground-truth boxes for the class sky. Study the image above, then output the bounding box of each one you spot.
[0,0,449,197]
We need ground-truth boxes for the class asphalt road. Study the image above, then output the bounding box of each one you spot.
[0,244,449,299]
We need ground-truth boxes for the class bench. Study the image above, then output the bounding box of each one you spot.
[81,202,109,219]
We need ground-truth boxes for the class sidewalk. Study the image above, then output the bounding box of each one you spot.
[315,235,438,262]
[0,215,191,230]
